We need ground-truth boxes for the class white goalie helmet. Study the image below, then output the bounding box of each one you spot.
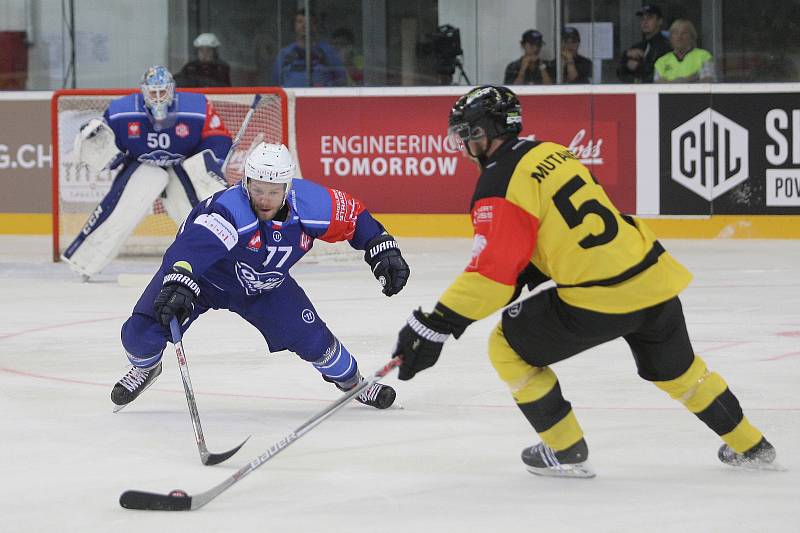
[140,66,175,122]
[243,142,296,198]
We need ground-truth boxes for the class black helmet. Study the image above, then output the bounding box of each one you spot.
[448,85,522,147]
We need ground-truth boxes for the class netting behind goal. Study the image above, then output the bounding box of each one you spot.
[51,87,288,261]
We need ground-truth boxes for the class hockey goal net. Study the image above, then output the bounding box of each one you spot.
[51,87,288,262]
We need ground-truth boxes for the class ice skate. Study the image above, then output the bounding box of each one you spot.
[325,374,397,409]
[718,437,783,470]
[111,362,162,412]
[522,438,595,478]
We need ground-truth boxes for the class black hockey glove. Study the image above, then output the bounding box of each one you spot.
[153,262,200,327]
[364,233,410,297]
[394,308,454,380]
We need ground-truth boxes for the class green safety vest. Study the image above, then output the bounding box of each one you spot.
[654,48,712,81]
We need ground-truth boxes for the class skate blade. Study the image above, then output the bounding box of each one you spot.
[112,403,129,413]
[526,461,596,479]
[726,460,788,472]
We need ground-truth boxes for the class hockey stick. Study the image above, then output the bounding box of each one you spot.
[170,318,250,466]
[220,93,262,177]
[120,356,402,511]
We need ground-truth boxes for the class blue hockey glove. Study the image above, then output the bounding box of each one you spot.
[153,261,200,327]
[364,233,410,297]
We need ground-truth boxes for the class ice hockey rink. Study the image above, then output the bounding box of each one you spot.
[0,235,798,532]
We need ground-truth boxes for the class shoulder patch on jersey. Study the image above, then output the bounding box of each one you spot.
[174,91,208,114]
[107,94,146,121]
[194,213,238,250]
[217,185,259,233]
[291,179,333,229]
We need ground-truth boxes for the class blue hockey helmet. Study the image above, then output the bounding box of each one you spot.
[140,66,175,122]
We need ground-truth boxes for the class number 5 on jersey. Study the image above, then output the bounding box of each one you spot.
[553,175,618,249]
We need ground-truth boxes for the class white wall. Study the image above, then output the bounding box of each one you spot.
[26,0,169,89]
[439,0,553,86]
[0,0,27,30]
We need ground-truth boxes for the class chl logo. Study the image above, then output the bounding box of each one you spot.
[671,108,749,201]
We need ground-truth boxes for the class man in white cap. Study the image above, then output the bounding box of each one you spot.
[175,32,232,87]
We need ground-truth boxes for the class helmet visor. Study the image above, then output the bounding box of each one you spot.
[447,123,486,153]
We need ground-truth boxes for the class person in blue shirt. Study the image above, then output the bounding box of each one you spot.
[63,66,232,280]
[273,9,347,87]
[111,143,409,410]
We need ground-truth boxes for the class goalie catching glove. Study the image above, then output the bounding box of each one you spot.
[72,118,121,175]
[393,304,472,380]
[364,233,410,297]
[153,261,200,327]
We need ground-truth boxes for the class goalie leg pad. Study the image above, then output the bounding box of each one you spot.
[62,162,168,278]
[161,166,197,225]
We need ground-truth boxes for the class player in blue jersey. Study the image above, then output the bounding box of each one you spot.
[111,143,410,410]
[62,66,233,280]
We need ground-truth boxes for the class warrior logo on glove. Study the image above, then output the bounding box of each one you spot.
[364,233,410,297]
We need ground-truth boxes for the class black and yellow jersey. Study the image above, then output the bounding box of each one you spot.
[438,138,692,321]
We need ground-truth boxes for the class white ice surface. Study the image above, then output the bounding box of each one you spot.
[0,236,798,532]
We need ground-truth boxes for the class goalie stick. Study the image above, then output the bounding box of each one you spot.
[170,318,249,466]
[119,356,402,511]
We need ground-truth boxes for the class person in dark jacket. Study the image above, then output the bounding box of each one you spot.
[175,33,232,88]
[617,4,671,83]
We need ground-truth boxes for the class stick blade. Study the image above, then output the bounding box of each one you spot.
[119,490,193,511]
[201,436,250,466]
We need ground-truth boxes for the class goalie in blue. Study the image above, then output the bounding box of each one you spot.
[62,66,233,280]
[111,143,410,410]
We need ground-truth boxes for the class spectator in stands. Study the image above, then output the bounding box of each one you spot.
[273,9,347,87]
[617,4,672,83]
[331,28,364,86]
[504,29,554,85]
[654,19,716,83]
[174,33,232,88]
[559,27,592,84]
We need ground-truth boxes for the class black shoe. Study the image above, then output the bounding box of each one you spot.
[323,373,396,409]
[521,438,595,478]
[111,362,162,411]
[718,437,776,468]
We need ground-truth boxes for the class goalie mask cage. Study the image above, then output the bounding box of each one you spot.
[51,87,288,262]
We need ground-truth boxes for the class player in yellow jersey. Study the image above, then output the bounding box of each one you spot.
[393,85,776,477]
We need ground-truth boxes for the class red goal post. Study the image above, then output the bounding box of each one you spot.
[51,87,288,262]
